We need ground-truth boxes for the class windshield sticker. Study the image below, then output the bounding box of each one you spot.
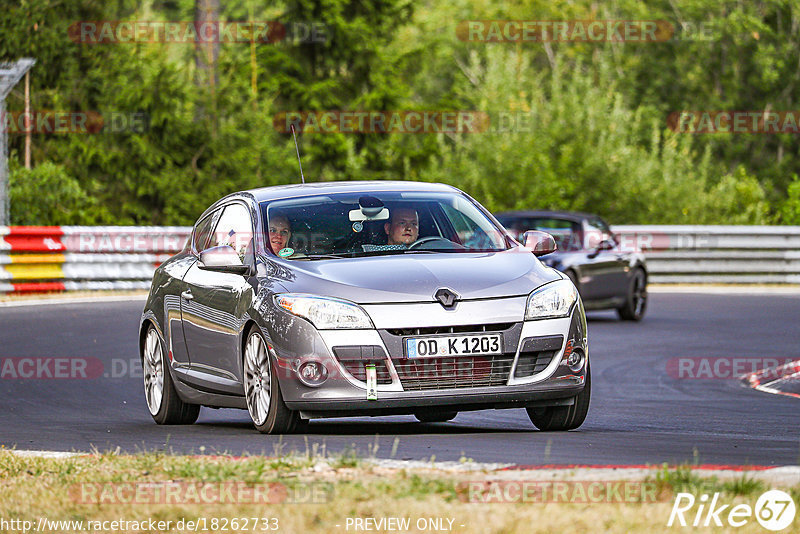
[278,247,294,258]
[352,221,363,233]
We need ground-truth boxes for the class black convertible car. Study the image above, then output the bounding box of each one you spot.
[496,211,647,321]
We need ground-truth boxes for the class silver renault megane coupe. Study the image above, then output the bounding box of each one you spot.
[139,181,590,434]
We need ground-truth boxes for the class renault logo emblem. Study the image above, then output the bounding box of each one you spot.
[434,288,459,309]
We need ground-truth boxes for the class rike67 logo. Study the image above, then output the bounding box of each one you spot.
[668,490,796,531]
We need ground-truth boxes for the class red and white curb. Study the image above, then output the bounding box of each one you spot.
[743,359,800,400]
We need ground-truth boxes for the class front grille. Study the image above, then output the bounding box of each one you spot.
[337,360,393,384]
[332,346,393,384]
[386,323,515,337]
[392,355,514,391]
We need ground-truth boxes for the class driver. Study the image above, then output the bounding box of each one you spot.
[384,207,419,246]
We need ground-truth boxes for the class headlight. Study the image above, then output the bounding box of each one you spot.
[525,280,578,320]
[274,294,373,329]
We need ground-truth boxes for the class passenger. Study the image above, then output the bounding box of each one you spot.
[384,207,419,246]
[268,213,292,254]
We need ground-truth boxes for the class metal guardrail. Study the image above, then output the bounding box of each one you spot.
[611,225,800,284]
[0,225,798,293]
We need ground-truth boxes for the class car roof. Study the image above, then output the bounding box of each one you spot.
[494,210,600,223]
[244,180,460,202]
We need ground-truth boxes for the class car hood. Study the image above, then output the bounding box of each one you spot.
[271,249,560,304]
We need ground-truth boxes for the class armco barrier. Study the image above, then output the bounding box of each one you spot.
[611,225,800,284]
[0,225,799,293]
[0,226,190,294]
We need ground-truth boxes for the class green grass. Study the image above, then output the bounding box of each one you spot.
[330,446,361,469]
[650,463,771,499]
[1,451,798,534]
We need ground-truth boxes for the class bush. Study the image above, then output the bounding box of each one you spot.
[780,176,800,224]
[421,47,773,224]
[9,161,105,225]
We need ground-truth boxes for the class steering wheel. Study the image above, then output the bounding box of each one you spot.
[408,236,464,250]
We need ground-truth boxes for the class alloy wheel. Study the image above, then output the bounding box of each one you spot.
[143,328,164,416]
[244,332,271,426]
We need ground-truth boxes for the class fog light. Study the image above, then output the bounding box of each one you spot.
[297,360,328,387]
[567,350,585,372]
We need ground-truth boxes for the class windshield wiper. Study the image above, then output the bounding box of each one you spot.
[305,253,353,260]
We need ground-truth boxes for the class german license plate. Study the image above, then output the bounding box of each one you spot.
[405,334,503,358]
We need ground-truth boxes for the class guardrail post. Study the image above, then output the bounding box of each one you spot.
[0,58,36,225]
[0,96,7,225]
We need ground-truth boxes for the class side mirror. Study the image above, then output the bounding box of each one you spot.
[199,245,252,275]
[588,238,614,259]
[523,230,557,257]
[597,239,614,251]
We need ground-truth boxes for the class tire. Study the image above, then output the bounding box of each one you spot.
[142,324,200,425]
[243,325,302,434]
[617,267,647,321]
[414,410,458,423]
[526,363,591,431]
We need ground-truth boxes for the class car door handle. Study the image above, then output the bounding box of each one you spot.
[181,290,194,301]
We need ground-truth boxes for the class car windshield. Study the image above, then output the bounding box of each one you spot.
[260,191,509,259]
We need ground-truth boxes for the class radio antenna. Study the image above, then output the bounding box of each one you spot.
[290,124,305,184]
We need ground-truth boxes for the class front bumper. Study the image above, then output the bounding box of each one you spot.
[263,296,588,415]
[290,383,584,417]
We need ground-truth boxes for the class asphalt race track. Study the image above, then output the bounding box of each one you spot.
[1,292,799,466]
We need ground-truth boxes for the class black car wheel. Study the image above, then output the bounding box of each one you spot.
[142,324,200,425]
[526,363,590,431]
[617,267,647,321]
[243,325,302,434]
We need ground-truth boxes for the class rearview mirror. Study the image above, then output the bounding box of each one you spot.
[523,230,557,257]
[349,195,390,222]
[199,246,252,275]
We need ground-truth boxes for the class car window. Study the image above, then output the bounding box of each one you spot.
[193,211,219,252]
[585,218,613,249]
[502,217,582,251]
[207,203,254,262]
